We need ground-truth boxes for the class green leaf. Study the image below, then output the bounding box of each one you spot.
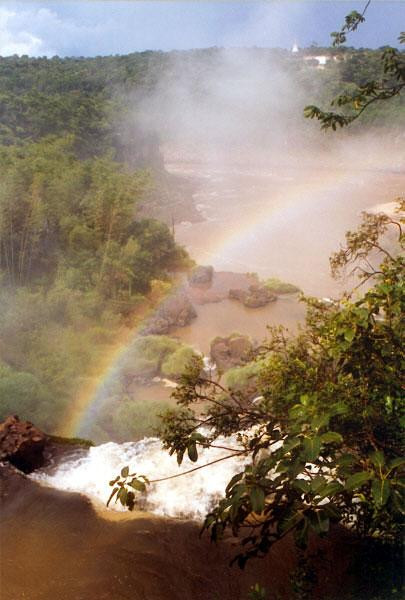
[230,483,247,504]
[293,479,310,494]
[300,394,309,406]
[344,328,355,342]
[187,442,198,462]
[106,486,118,507]
[129,479,146,492]
[310,476,327,494]
[391,489,405,515]
[289,404,305,419]
[117,487,128,506]
[250,486,265,513]
[190,432,206,442]
[307,509,330,534]
[345,471,374,491]
[371,479,391,507]
[282,438,301,454]
[176,450,185,466]
[278,510,304,535]
[369,450,385,468]
[312,414,330,431]
[302,436,321,462]
[318,481,344,499]
[388,457,405,471]
[120,466,129,478]
[226,472,244,494]
[338,453,357,466]
[321,431,343,444]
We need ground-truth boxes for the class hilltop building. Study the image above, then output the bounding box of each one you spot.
[290,42,344,69]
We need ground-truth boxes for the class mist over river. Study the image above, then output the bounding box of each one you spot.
[171,161,404,298]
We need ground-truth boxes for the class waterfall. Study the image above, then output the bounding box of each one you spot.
[32,436,247,520]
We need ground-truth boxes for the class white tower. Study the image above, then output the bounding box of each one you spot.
[292,41,299,53]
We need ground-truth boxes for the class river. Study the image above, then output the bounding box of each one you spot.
[168,160,404,350]
[171,161,404,298]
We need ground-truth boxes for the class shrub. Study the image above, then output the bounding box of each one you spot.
[161,346,198,380]
[264,278,301,294]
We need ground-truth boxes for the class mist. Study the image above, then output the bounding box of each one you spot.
[124,46,405,171]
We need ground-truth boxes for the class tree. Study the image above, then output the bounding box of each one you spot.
[304,5,405,130]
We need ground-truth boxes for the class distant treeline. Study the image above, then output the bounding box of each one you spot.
[0,47,403,156]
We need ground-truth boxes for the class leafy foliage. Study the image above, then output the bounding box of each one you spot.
[0,136,189,434]
[330,4,370,48]
[305,14,405,130]
[107,467,150,511]
[263,278,301,295]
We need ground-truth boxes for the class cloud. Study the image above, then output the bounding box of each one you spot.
[0,5,108,58]
[0,1,401,59]
[0,8,48,56]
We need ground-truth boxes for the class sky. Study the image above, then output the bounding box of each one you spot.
[0,1,403,58]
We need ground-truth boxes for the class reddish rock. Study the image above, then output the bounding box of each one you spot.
[186,271,258,305]
[0,415,46,473]
[210,334,253,372]
[187,265,214,286]
[229,284,276,308]
[141,292,197,334]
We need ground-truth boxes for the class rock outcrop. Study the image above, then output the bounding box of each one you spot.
[0,415,46,473]
[0,415,92,475]
[141,292,197,334]
[187,265,214,286]
[210,334,253,372]
[229,284,276,308]
[185,270,258,305]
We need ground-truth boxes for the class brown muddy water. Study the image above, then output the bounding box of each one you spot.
[168,162,404,354]
[0,464,355,600]
[171,163,404,298]
[173,296,305,355]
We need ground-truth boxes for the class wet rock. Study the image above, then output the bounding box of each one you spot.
[228,288,247,302]
[142,293,197,334]
[0,416,91,475]
[187,265,214,286]
[0,415,46,473]
[186,271,258,305]
[210,334,253,372]
[229,284,276,308]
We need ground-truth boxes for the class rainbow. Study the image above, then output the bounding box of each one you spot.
[58,327,136,438]
[175,169,347,272]
[57,284,182,438]
[60,169,350,438]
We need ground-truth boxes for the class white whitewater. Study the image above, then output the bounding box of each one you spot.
[32,436,246,520]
